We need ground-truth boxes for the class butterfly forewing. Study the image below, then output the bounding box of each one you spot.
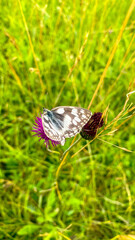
[42,106,92,145]
[41,113,64,141]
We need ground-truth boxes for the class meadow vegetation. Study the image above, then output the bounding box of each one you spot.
[0,0,135,239]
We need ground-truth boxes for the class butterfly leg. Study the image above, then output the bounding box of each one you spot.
[46,146,60,155]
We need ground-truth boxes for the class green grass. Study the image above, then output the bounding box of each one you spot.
[0,0,135,239]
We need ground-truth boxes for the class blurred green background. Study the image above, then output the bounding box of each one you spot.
[0,0,135,239]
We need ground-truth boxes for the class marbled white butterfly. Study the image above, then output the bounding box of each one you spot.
[42,106,92,145]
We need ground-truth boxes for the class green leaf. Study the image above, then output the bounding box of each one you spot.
[17,224,40,235]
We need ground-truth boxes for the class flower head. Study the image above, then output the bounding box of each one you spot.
[32,115,60,147]
[80,112,104,140]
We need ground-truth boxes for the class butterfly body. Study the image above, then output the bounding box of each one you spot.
[42,106,92,145]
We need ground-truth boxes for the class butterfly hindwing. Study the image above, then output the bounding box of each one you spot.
[52,106,92,137]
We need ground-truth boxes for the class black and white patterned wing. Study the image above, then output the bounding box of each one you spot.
[41,111,66,145]
[52,106,92,138]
